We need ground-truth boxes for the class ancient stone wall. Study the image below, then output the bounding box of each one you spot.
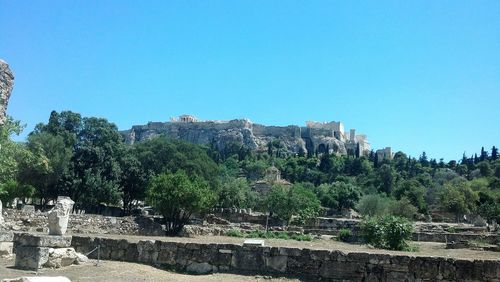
[71,235,500,281]
[121,117,372,157]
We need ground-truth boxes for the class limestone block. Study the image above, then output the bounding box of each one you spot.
[0,241,13,256]
[266,255,287,272]
[231,249,266,271]
[243,239,265,246]
[48,197,74,235]
[0,200,4,224]
[14,233,72,248]
[15,246,49,270]
[44,248,80,268]
[74,252,88,265]
[137,240,158,263]
[0,231,14,241]
[186,262,214,274]
[2,277,71,282]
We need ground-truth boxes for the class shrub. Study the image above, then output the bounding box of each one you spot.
[337,228,352,242]
[146,171,215,235]
[388,197,418,220]
[356,194,390,217]
[226,229,245,237]
[361,216,413,251]
[226,230,313,241]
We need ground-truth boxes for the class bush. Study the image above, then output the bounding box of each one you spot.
[361,216,413,251]
[337,228,352,242]
[388,197,418,220]
[356,194,390,217]
[146,171,215,235]
[225,229,313,241]
[226,229,245,237]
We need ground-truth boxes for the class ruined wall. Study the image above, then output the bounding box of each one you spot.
[71,235,500,281]
[1,209,164,236]
[0,60,14,125]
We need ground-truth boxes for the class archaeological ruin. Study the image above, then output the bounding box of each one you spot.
[121,115,392,159]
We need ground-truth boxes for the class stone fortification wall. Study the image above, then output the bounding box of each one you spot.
[122,117,370,157]
[252,124,301,138]
[71,235,500,281]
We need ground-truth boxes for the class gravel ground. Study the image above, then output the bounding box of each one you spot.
[1,234,498,281]
[0,258,303,282]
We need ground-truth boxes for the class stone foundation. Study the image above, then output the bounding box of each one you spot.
[0,231,14,257]
[71,235,500,281]
[13,233,77,270]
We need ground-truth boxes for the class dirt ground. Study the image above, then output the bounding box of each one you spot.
[0,258,303,281]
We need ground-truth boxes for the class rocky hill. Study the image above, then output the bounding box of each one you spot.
[121,115,373,157]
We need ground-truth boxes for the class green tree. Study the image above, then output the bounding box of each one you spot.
[64,117,125,210]
[376,164,396,195]
[217,177,258,209]
[120,150,148,214]
[146,171,215,235]
[18,132,73,205]
[440,180,479,222]
[356,194,390,217]
[0,117,25,185]
[332,182,361,212]
[267,184,321,225]
[134,137,219,189]
[388,197,418,220]
[393,179,427,213]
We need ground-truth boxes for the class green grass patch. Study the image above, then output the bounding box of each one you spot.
[225,229,313,241]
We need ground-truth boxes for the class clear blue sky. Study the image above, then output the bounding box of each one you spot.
[1,1,499,161]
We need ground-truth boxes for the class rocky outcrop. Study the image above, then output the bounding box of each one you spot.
[121,118,369,157]
[0,60,14,125]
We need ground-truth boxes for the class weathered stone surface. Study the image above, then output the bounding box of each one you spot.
[0,60,14,125]
[14,233,72,248]
[0,241,13,256]
[15,246,49,270]
[2,277,71,282]
[69,235,500,281]
[48,197,74,236]
[44,247,87,268]
[186,262,214,274]
[121,116,373,158]
[243,239,265,246]
[0,200,4,225]
[137,240,158,263]
[266,255,287,272]
[0,231,14,241]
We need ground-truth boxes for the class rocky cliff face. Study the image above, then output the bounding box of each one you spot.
[0,60,14,125]
[121,118,365,157]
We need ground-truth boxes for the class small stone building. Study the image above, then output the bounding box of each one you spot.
[252,166,291,196]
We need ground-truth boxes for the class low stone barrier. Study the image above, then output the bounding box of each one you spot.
[413,232,499,244]
[71,235,500,281]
